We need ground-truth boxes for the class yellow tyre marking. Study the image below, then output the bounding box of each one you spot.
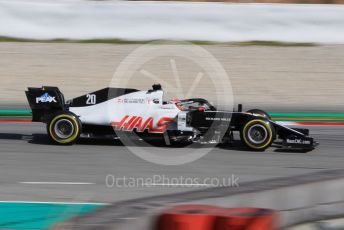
[49,114,80,144]
[242,119,273,150]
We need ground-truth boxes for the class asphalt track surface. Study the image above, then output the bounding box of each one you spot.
[0,122,343,203]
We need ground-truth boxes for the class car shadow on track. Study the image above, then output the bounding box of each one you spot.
[0,132,245,150]
[28,134,252,151]
[0,133,51,144]
[0,133,26,141]
[0,133,309,153]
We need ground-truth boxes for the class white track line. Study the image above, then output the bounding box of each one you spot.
[142,183,213,187]
[19,182,94,185]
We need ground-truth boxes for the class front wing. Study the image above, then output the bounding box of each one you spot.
[271,121,318,151]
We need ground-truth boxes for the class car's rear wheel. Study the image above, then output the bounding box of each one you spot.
[240,119,275,151]
[47,112,82,145]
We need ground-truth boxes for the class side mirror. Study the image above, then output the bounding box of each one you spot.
[238,104,243,112]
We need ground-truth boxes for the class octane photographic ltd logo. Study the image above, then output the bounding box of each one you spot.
[109,41,233,166]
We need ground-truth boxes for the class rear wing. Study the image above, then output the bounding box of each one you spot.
[25,86,66,122]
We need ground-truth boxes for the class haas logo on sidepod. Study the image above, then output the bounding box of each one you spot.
[111,116,174,133]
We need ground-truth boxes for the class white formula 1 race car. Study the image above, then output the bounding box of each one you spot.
[26,84,317,151]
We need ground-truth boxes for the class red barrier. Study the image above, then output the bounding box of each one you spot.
[156,205,224,230]
[156,206,278,230]
[214,208,278,230]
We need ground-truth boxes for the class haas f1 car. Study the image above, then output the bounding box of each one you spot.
[26,84,317,151]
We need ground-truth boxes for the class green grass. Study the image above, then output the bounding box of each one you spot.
[0,110,31,115]
[229,40,316,47]
[0,36,317,47]
[0,37,148,44]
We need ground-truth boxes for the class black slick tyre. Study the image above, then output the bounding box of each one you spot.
[240,119,275,151]
[47,112,82,145]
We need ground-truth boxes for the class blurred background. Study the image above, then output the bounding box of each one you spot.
[0,0,344,229]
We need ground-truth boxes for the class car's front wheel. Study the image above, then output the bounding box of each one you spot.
[240,119,275,151]
[47,112,82,145]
